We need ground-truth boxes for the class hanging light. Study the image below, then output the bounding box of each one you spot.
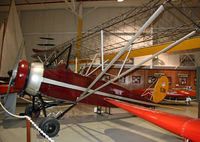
[117,0,124,2]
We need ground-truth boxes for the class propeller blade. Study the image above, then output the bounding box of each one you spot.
[6,40,24,101]
[1,85,17,116]
[4,78,12,103]
[12,40,25,80]
[6,77,12,94]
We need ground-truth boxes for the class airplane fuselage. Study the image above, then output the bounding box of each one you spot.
[40,64,150,107]
[14,60,150,107]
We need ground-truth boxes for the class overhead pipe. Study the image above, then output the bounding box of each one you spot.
[105,98,200,142]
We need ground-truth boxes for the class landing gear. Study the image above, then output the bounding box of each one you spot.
[39,118,60,137]
[186,97,192,105]
[25,104,40,118]
[23,93,76,137]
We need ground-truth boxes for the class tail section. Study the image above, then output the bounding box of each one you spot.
[152,76,168,103]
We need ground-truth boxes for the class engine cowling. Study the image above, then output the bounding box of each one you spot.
[14,60,29,92]
[14,60,44,95]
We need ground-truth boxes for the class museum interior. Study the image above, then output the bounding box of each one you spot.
[0,0,200,142]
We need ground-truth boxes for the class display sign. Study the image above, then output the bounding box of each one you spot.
[178,74,188,78]
[132,76,141,84]
[154,73,165,77]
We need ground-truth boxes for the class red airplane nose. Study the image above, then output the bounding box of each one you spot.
[13,60,29,92]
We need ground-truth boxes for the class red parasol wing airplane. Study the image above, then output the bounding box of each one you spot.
[3,0,199,138]
[8,29,196,137]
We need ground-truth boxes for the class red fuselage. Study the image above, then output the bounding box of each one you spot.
[39,64,150,107]
[13,61,151,107]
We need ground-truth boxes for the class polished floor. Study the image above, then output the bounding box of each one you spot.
[0,100,198,142]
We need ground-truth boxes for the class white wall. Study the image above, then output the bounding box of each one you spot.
[20,7,130,62]
[83,7,130,31]
[157,53,180,66]
[21,9,78,61]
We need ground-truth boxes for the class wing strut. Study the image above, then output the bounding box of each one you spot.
[46,43,72,68]
[86,59,109,77]
[85,54,97,76]
[76,30,197,104]
[76,2,167,102]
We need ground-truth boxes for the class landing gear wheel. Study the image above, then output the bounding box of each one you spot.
[25,104,40,118]
[39,118,60,137]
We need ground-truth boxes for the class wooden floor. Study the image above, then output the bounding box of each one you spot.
[0,100,198,142]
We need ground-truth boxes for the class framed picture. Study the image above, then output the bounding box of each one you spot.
[179,77,187,85]
[180,54,195,66]
[148,76,156,84]
[167,77,172,84]
[102,74,110,81]
[105,75,110,81]
[132,76,141,84]
[119,76,126,83]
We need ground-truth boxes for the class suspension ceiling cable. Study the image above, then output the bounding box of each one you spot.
[168,1,200,29]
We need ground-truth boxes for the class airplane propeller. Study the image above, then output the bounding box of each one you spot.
[3,41,25,116]
[4,42,72,116]
[6,41,25,97]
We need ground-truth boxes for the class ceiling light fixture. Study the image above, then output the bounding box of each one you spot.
[117,0,124,2]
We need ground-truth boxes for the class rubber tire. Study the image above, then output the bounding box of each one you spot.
[39,118,60,137]
[25,104,40,118]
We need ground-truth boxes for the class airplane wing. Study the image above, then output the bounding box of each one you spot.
[105,98,200,142]
[104,37,200,61]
